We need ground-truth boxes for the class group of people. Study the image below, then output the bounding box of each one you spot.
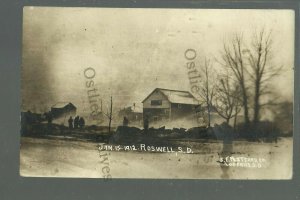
[68,116,85,129]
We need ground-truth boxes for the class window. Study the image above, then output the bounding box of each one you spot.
[178,104,182,108]
[151,100,162,106]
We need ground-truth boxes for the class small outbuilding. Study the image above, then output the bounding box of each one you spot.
[119,103,143,124]
[50,102,76,118]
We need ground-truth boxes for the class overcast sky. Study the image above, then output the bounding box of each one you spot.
[22,7,294,115]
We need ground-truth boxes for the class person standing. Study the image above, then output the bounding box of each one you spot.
[143,115,149,133]
[79,117,85,129]
[123,116,129,126]
[45,112,53,133]
[68,116,74,129]
[46,112,53,124]
[74,116,79,129]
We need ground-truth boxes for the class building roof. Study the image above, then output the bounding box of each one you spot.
[142,88,199,105]
[51,102,76,109]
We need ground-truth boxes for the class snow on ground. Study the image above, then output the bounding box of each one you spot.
[20,137,292,179]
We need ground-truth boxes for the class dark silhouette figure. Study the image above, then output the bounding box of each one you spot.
[74,116,79,129]
[143,115,149,133]
[68,116,74,129]
[123,116,129,126]
[46,112,53,124]
[45,112,53,133]
[79,117,85,129]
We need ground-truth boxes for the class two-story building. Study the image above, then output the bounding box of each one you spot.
[142,88,200,122]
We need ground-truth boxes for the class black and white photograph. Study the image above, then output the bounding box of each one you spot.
[20,7,294,179]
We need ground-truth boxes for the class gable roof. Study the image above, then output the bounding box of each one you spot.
[51,102,76,109]
[142,88,199,105]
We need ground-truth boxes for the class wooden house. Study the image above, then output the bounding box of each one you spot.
[142,88,199,122]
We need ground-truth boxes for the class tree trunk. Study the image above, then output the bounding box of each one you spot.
[108,118,111,133]
[233,106,238,131]
[241,82,250,125]
[226,118,230,124]
[207,102,211,127]
[205,62,212,128]
[253,78,260,125]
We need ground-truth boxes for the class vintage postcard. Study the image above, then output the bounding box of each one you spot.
[20,7,294,179]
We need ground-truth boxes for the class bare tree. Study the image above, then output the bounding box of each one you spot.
[198,58,216,127]
[104,96,113,133]
[219,34,250,125]
[244,28,282,125]
[214,72,242,125]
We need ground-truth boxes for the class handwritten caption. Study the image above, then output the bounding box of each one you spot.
[98,144,194,154]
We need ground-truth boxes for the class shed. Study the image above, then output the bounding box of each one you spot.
[50,102,76,118]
